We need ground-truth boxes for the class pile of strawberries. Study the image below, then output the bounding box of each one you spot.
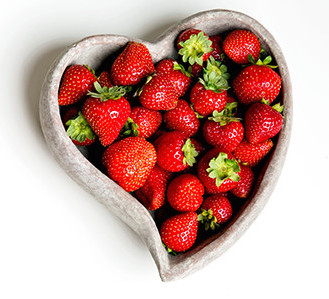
[58,28,283,254]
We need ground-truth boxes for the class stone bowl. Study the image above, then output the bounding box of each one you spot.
[39,9,292,282]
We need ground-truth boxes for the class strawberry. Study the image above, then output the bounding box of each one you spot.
[198,195,232,230]
[245,102,283,144]
[233,139,273,167]
[230,165,254,198]
[209,35,224,61]
[197,148,241,194]
[160,211,198,253]
[155,59,192,97]
[203,102,244,152]
[58,65,97,106]
[139,74,179,110]
[111,41,155,86]
[167,174,204,212]
[177,29,213,66]
[163,99,200,137]
[98,71,113,88]
[154,131,201,172]
[102,137,157,192]
[82,82,131,147]
[134,165,172,211]
[233,64,282,105]
[222,29,261,64]
[121,106,162,139]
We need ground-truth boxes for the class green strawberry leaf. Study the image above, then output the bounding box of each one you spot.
[182,138,199,167]
[66,112,95,142]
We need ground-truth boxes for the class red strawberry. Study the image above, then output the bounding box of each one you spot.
[209,35,224,61]
[160,211,198,253]
[111,41,155,86]
[203,102,244,152]
[139,74,179,110]
[197,148,241,194]
[222,29,261,64]
[163,99,200,137]
[58,65,97,106]
[167,174,204,212]
[198,195,232,230]
[121,106,162,139]
[98,71,113,88]
[134,165,172,211]
[155,59,191,97]
[82,82,131,147]
[233,64,282,105]
[154,131,201,172]
[177,29,213,66]
[102,137,157,192]
[233,139,273,167]
[230,165,254,198]
[245,102,283,144]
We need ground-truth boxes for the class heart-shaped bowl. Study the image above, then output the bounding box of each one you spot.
[39,9,292,281]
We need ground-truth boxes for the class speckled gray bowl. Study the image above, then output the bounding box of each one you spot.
[39,9,292,282]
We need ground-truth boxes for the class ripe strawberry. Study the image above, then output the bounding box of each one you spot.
[245,102,283,144]
[102,137,157,192]
[230,165,254,198]
[160,211,198,253]
[233,64,282,105]
[233,139,273,167]
[58,65,97,106]
[209,35,224,61]
[154,131,201,172]
[139,74,179,110]
[177,29,213,66]
[98,71,113,88]
[121,106,162,139]
[198,195,232,230]
[82,82,131,147]
[163,99,200,137]
[197,148,241,194]
[203,102,244,152]
[111,41,155,86]
[155,59,191,97]
[222,29,261,64]
[167,174,204,212]
[134,165,172,211]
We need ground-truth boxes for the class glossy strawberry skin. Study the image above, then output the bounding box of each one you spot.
[139,74,179,111]
[222,29,261,64]
[155,59,191,97]
[197,147,241,194]
[102,137,157,192]
[58,65,97,106]
[134,165,172,211]
[233,139,273,167]
[230,165,254,198]
[245,102,283,144]
[233,65,282,105]
[160,211,198,252]
[209,35,224,61]
[82,95,131,147]
[167,174,204,212]
[129,106,162,138]
[98,71,113,88]
[163,99,200,137]
[201,195,233,224]
[111,42,155,86]
[190,82,227,117]
[203,119,244,152]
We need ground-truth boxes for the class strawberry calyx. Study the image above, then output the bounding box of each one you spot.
[206,152,241,187]
[261,99,284,114]
[178,31,213,66]
[172,61,192,77]
[66,111,95,143]
[248,54,278,69]
[197,209,219,231]
[120,117,139,137]
[88,81,130,102]
[199,56,230,92]
[182,138,199,167]
[208,102,241,125]
[162,242,177,256]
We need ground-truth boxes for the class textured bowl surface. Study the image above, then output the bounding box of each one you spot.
[39,9,292,281]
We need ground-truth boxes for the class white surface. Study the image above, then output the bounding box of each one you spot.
[1,0,328,298]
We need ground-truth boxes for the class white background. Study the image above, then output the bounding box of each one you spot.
[1,0,329,298]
